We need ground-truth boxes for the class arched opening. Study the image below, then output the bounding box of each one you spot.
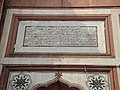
[32,78,84,90]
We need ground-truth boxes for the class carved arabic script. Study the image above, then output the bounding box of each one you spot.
[23,26,98,47]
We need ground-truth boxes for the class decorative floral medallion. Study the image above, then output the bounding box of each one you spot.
[10,73,32,90]
[86,74,107,90]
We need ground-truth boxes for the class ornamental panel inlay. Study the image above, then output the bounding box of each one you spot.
[86,74,107,90]
[23,26,98,47]
[10,73,32,90]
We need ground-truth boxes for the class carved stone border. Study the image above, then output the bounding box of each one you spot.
[5,14,115,58]
[0,65,119,90]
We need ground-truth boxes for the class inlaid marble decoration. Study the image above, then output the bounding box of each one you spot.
[14,21,106,54]
[7,72,110,90]
[23,26,98,47]
[10,73,32,90]
[86,74,107,90]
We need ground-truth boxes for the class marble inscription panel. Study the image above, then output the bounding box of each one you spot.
[23,26,98,47]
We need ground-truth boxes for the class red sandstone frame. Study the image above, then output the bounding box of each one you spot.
[0,65,119,90]
[5,14,115,58]
[5,0,120,8]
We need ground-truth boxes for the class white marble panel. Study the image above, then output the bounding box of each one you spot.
[0,9,120,89]
[111,14,120,58]
[0,9,119,58]
[14,20,106,54]
[7,72,55,90]
[0,9,120,58]
[24,26,97,47]
[62,72,110,90]
[0,58,120,66]
[7,71,110,90]
[5,9,112,15]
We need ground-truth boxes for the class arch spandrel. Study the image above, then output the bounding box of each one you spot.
[32,75,85,90]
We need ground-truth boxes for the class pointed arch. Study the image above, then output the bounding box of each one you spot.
[32,77,85,90]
